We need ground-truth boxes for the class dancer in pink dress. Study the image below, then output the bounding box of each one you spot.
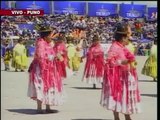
[100,22,141,120]
[54,36,68,80]
[28,25,65,114]
[82,35,104,89]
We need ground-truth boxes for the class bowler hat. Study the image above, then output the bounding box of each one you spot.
[55,36,65,41]
[92,34,100,42]
[114,22,128,35]
[66,36,74,42]
[35,24,52,33]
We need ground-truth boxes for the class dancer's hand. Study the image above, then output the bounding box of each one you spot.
[121,60,129,65]
[134,61,137,66]
[48,55,54,61]
[57,53,63,61]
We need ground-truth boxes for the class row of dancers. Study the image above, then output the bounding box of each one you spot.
[2,22,157,120]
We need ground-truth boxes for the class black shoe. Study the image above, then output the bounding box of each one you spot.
[36,110,45,114]
[114,119,120,120]
[153,78,156,82]
[6,68,10,71]
[15,69,18,72]
[93,84,96,89]
[46,109,58,113]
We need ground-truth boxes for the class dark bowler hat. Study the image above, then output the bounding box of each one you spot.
[154,37,157,43]
[55,36,65,41]
[92,34,100,42]
[66,36,74,42]
[114,22,128,35]
[35,24,52,33]
[18,37,24,43]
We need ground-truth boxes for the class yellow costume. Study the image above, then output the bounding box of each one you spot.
[4,49,12,70]
[12,43,28,71]
[67,43,76,70]
[126,42,135,53]
[72,39,83,71]
[126,42,137,69]
[72,52,81,71]
[142,45,157,79]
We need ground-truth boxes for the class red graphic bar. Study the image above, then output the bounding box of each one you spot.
[0,9,44,16]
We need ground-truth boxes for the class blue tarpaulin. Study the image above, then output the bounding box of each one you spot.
[140,39,151,43]
[27,46,35,56]
[18,24,35,32]
[1,45,6,57]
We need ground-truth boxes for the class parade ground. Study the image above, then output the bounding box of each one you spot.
[1,56,157,120]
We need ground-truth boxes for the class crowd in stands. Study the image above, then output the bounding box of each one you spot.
[1,14,157,56]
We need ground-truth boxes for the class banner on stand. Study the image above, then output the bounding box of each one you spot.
[54,1,86,15]
[88,3,117,17]
[16,1,51,14]
[119,4,146,18]
[1,1,9,9]
[148,7,157,19]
